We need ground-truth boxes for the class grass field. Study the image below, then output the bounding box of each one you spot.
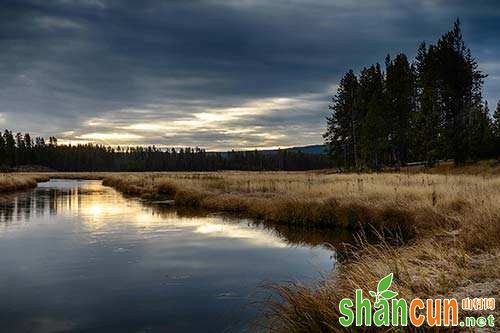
[1,162,499,331]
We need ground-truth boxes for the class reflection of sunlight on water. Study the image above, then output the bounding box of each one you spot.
[70,183,289,247]
[2,180,291,248]
[81,202,127,218]
[86,204,104,217]
[0,182,336,332]
[195,223,286,248]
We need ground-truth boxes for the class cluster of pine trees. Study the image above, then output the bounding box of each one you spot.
[0,130,332,171]
[324,20,500,169]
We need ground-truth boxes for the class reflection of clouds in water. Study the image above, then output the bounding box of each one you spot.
[0,180,341,256]
[0,180,335,332]
[77,182,290,248]
[1,180,289,249]
[195,223,286,248]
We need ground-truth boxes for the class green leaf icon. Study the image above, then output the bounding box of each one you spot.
[380,290,398,299]
[369,291,377,297]
[377,273,393,293]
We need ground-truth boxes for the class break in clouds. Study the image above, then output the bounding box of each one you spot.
[1,0,500,150]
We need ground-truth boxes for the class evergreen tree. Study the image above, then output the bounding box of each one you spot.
[433,19,485,164]
[357,64,387,169]
[324,70,359,168]
[15,132,25,165]
[493,101,500,156]
[413,43,443,165]
[3,130,16,166]
[385,53,416,165]
[469,102,494,160]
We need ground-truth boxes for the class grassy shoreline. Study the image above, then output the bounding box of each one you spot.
[101,171,500,331]
[2,167,499,331]
[101,173,445,240]
[0,174,49,193]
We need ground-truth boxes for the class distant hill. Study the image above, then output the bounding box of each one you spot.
[210,144,327,156]
[261,144,327,155]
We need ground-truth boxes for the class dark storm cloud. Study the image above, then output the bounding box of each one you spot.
[0,0,499,149]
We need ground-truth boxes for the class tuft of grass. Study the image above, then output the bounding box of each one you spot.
[0,174,49,193]
[261,238,477,332]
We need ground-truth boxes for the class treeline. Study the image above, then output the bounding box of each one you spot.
[0,131,333,171]
[324,20,500,169]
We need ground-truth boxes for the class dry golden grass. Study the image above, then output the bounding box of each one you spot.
[262,241,478,333]
[99,171,500,332]
[4,167,500,331]
[404,159,500,175]
[99,172,500,239]
[0,174,49,193]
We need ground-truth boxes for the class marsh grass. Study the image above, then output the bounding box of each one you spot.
[4,168,499,332]
[99,172,500,239]
[0,174,49,193]
[98,171,499,332]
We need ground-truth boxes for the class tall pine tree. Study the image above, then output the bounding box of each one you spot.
[493,101,500,156]
[385,53,416,165]
[469,102,494,160]
[357,64,387,169]
[323,70,359,168]
[433,19,486,164]
[413,43,443,165]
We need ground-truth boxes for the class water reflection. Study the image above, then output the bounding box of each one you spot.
[1,180,347,249]
[0,180,336,333]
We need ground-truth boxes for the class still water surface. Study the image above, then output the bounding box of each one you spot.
[0,180,335,332]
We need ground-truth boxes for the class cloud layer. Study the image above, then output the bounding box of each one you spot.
[1,0,499,149]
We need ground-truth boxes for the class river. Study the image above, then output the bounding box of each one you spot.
[0,179,336,332]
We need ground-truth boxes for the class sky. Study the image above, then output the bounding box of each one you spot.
[1,0,499,150]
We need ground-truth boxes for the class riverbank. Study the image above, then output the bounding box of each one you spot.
[3,168,500,331]
[100,171,500,331]
[100,173,471,238]
[0,174,49,193]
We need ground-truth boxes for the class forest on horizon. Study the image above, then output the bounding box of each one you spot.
[0,133,333,172]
